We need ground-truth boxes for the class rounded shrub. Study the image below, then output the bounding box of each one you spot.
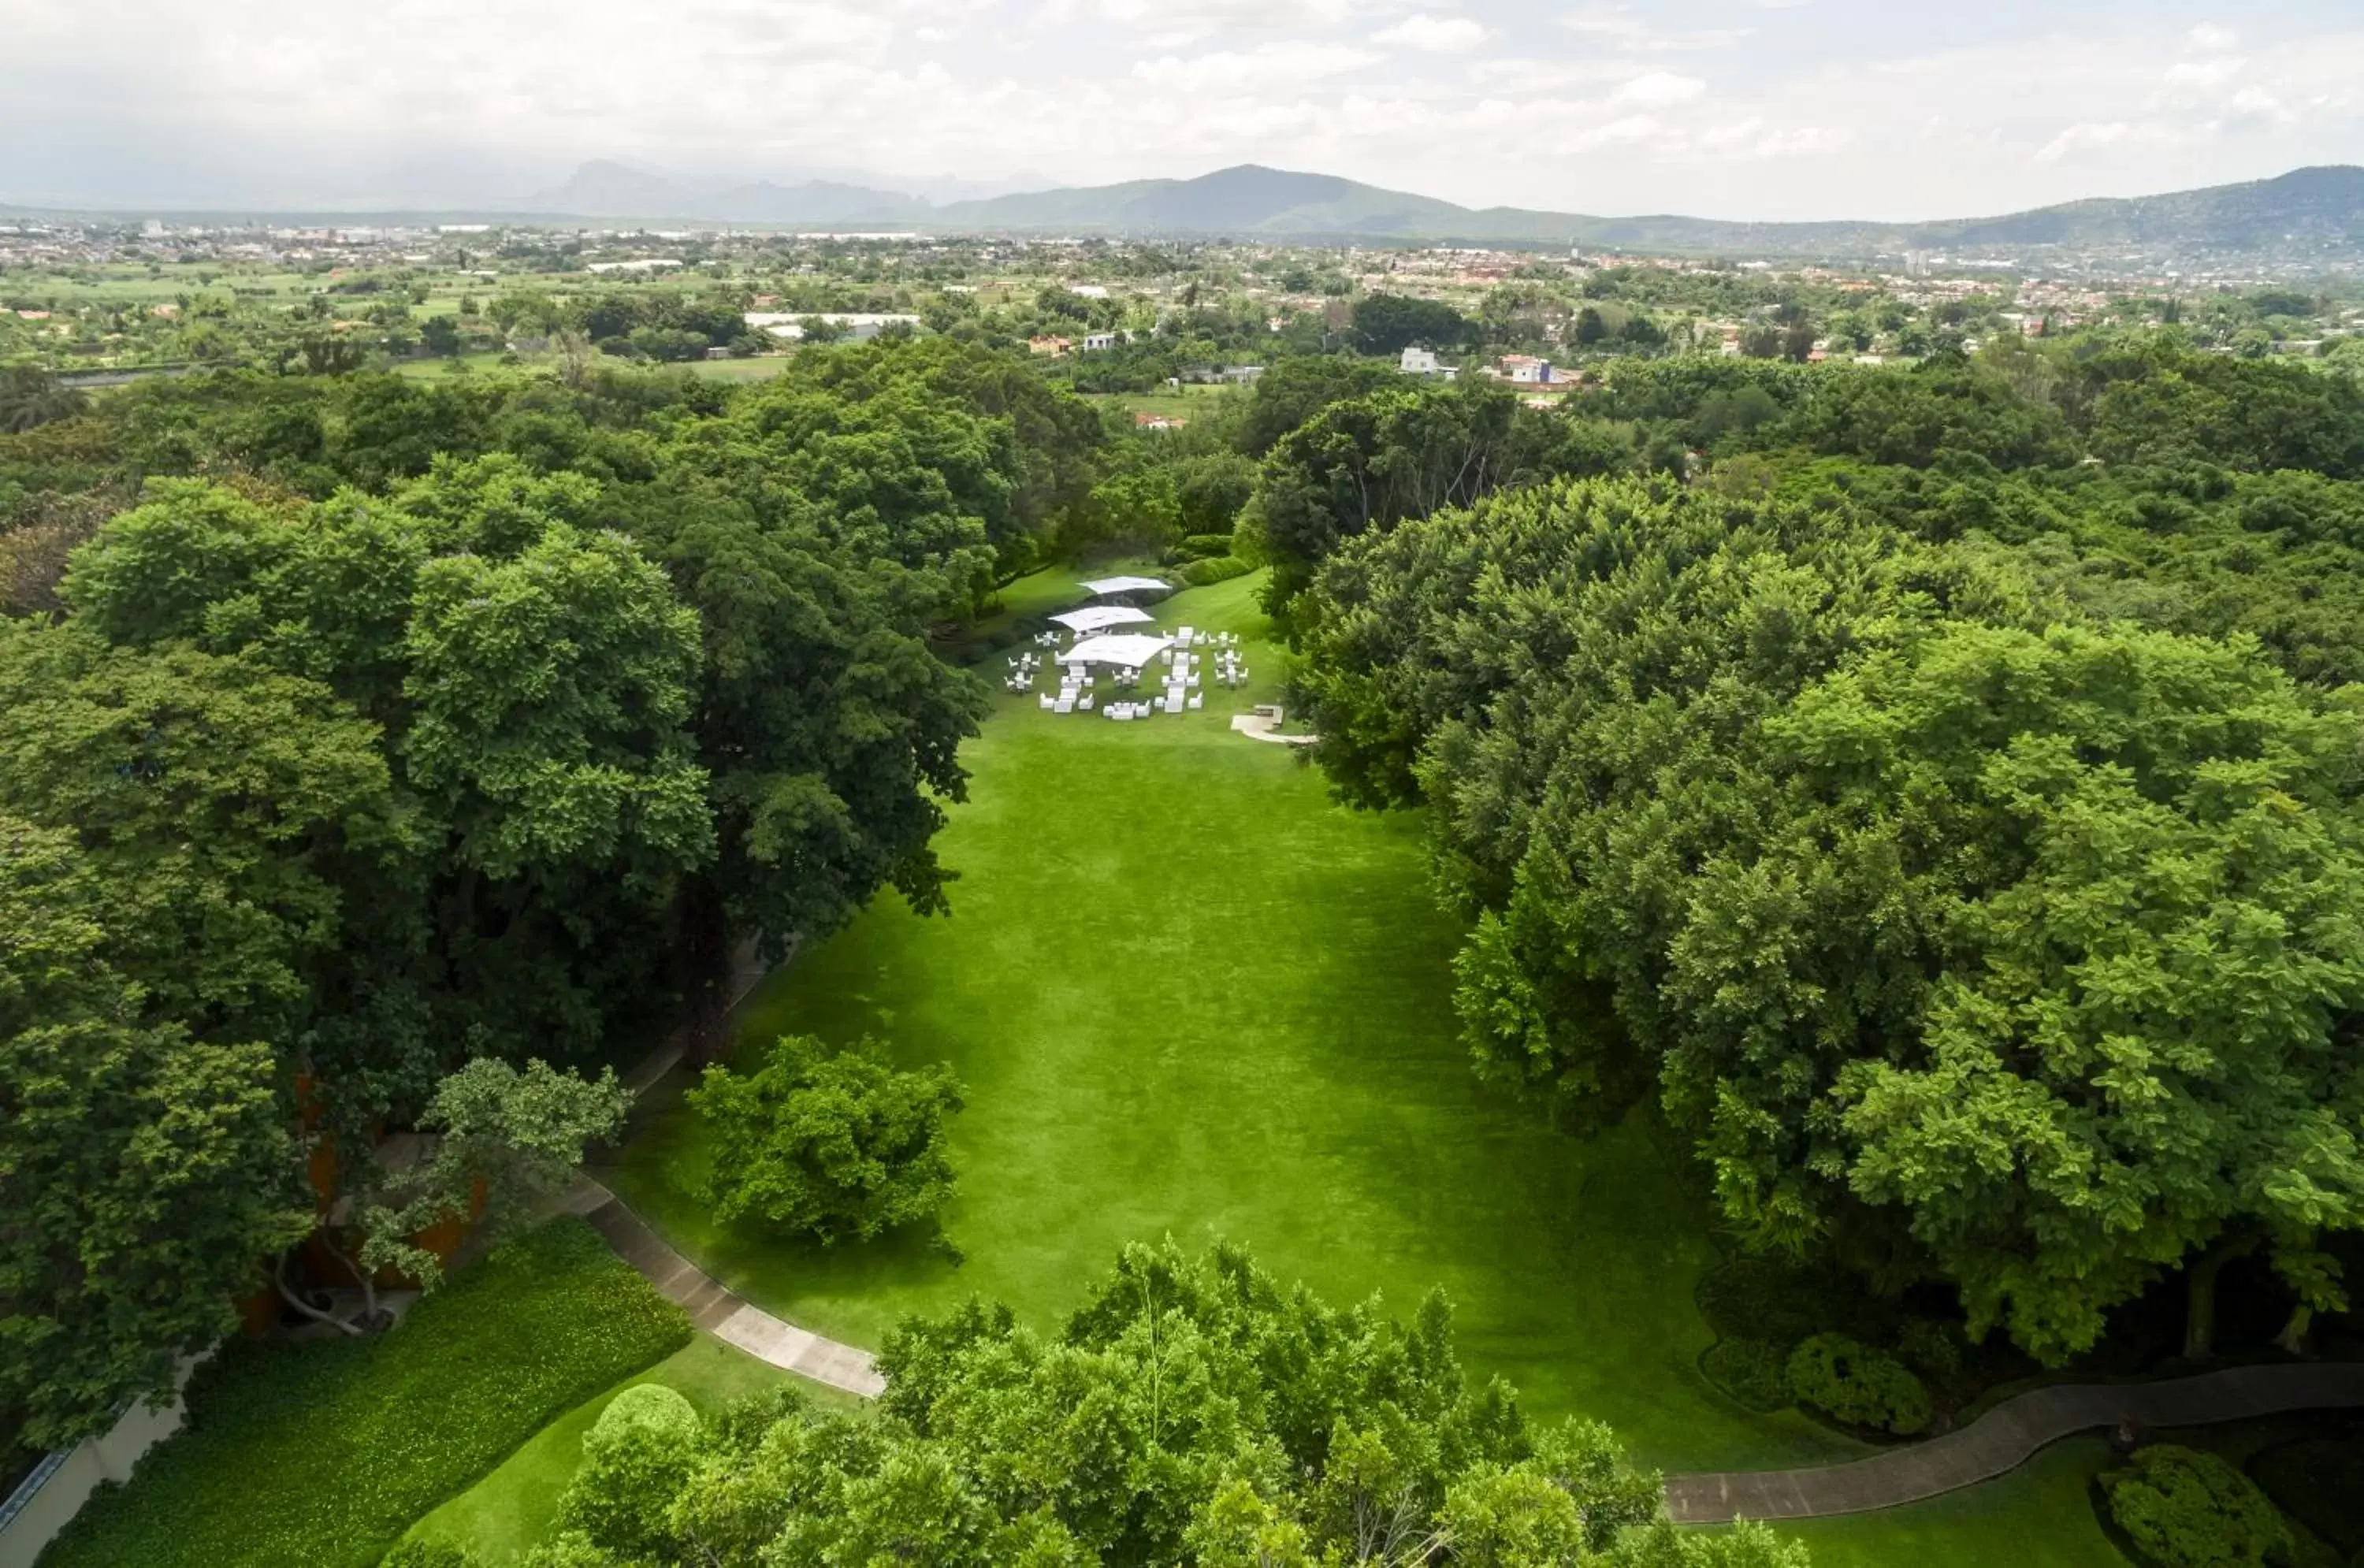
[1178,555,1254,587]
[1784,1333,1931,1436]
[1701,1338,1793,1412]
[555,1384,705,1557]
[2099,1445,2292,1568]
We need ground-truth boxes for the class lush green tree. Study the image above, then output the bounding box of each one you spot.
[0,365,87,434]
[1353,294,1476,358]
[686,1035,964,1244]
[533,1240,1718,1567]
[1236,355,1402,457]
[358,1058,630,1289]
[1295,476,2364,1362]
[0,815,310,1447]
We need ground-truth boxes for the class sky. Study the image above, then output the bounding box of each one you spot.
[5,0,2364,220]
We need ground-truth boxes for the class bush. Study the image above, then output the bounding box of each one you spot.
[554,1384,704,1558]
[45,1219,690,1568]
[1701,1338,1793,1412]
[687,1034,964,1244]
[1784,1334,1931,1436]
[1177,555,1253,587]
[1172,531,1236,562]
[381,1542,480,1568]
[2100,1446,2292,1568]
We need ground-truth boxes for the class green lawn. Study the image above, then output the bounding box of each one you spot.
[400,1335,867,1564]
[606,570,1857,1473]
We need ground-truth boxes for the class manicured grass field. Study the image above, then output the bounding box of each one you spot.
[400,1336,866,1564]
[606,570,1857,1473]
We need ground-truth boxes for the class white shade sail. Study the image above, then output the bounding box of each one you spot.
[1050,605,1154,634]
[1081,575,1172,597]
[1063,633,1175,667]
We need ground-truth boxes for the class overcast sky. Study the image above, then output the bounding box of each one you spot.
[6,0,2363,219]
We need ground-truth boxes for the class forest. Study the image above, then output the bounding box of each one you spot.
[5,324,2364,1566]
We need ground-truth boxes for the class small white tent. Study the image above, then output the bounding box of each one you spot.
[1081,575,1172,598]
[1062,633,1175,668]
[1050,605,1155,634]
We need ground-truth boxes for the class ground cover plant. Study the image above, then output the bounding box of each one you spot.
[42,1220,691,1568]
[605,572,1858,1473]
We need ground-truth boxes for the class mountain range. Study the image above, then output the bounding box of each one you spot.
[16,162,2364,261]
[515,161,2364,258]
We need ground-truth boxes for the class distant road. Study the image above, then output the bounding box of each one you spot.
[54,364,197,388]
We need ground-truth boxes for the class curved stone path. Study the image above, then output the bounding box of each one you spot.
[1665,1361,2364,1522]
[561,1176,885,1399]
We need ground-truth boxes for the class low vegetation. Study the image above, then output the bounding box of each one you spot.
[42,1221,690,1568]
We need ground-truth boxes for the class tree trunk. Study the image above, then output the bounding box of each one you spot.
[2183,1234,2261,1362]
[273,1252,362,1336]
[675,873,733,1070]
[2274,1304,2314,1357]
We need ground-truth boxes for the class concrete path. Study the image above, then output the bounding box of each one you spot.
[1229,712,1318,746]
[1665,1361,2364,1522]
[561,1177,885,1399]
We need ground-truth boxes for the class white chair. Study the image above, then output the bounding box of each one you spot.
[1080,694,1095,712]
[1039,693,1056,709]
[1055,697,1075,714]
[1188,693,1204,711]
[1187,674,1200,689]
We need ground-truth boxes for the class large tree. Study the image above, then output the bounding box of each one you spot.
[0,815,310,1447]
[1296,476,2364,1362]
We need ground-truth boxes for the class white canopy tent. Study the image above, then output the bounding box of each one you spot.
[1062,633,1174,668]
[1081,574,1173,598]
[1050,605,1155,635]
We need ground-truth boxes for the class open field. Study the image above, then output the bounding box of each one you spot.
[605,570,1860,1474]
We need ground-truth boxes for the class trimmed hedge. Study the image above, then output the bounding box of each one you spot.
[45,1218,690,1568]
[1177,555,1254,587]
[2099,1445,2291,1568]
[1701,1338,1793,1413]
[1785,1333,1931,1436]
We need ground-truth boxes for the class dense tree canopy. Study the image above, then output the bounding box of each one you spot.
[526,1240,1803,1568]
[1297,468,2364,1362]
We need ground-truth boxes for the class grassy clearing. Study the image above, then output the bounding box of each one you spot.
[43,1220,690,1568]
[399,1336,867,1564]
[607,570,1854,1473]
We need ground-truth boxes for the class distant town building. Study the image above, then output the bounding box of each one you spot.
[1028,334,1072,357]
[1400,347,1442,375]
[1082,332,1118,352]
[1495,354,1554,384]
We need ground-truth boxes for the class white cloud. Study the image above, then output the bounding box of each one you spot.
[1610,71,1706,108]
[1373,14,1487,53]
[1131,42,1377,95]
[2188,24,2239,51]
[1564,6,1750,53]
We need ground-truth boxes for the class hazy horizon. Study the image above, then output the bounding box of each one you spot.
[7,0,2364,221]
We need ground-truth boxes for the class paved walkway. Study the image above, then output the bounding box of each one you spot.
[1665,1361,2364,1522]
[562,1177,885,1399]
[1229,712,1318,746]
